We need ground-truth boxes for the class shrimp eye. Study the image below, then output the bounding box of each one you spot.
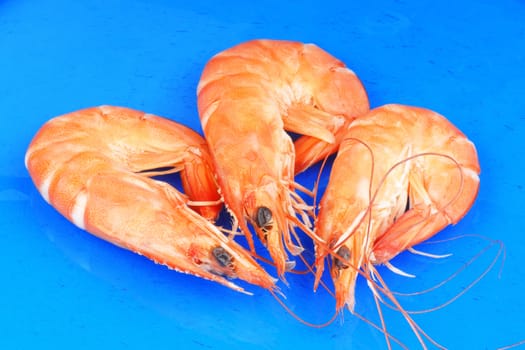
[212,246,233,268]
[255,206,273,232]
[334,246,351,270]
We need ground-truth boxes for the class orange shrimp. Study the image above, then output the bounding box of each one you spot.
[25,106,276,293]
[197,39,369,276]
[313,104,480,313]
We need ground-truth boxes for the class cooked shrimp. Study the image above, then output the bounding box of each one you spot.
[25,106,276,293]
[197,39,369,276]
[313,104,480,312]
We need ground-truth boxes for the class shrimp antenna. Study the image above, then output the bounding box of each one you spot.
[312,241,433,347]
[270,279,432,350]
[312,153,333,218]
[383,236,505,315]
[421,233,506,278]
[352,309,410,350]
[311,247,435,350]
[367,265,447,349]
[497,339,525,350]
[269,288,339,328]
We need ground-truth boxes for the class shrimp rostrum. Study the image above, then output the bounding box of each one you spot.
[197,39,369,276]
[314,104,480,313]
[25,106,276,293]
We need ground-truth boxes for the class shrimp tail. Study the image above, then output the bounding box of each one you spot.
[179,151,223,221]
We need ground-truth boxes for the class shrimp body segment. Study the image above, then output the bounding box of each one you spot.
[25,106,276,293]
[197,39,369,276]
[314,104,480,311]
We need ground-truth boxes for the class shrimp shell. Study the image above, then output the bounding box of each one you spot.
[313,104,480,311]
[197,39,369,276]
[25,106,276,293]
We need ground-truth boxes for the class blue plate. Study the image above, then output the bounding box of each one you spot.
[2,1,524,349]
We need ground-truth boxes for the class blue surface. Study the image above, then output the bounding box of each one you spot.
[2,0,524,349]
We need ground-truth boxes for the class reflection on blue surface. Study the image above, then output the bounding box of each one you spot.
[1,0,524,349]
